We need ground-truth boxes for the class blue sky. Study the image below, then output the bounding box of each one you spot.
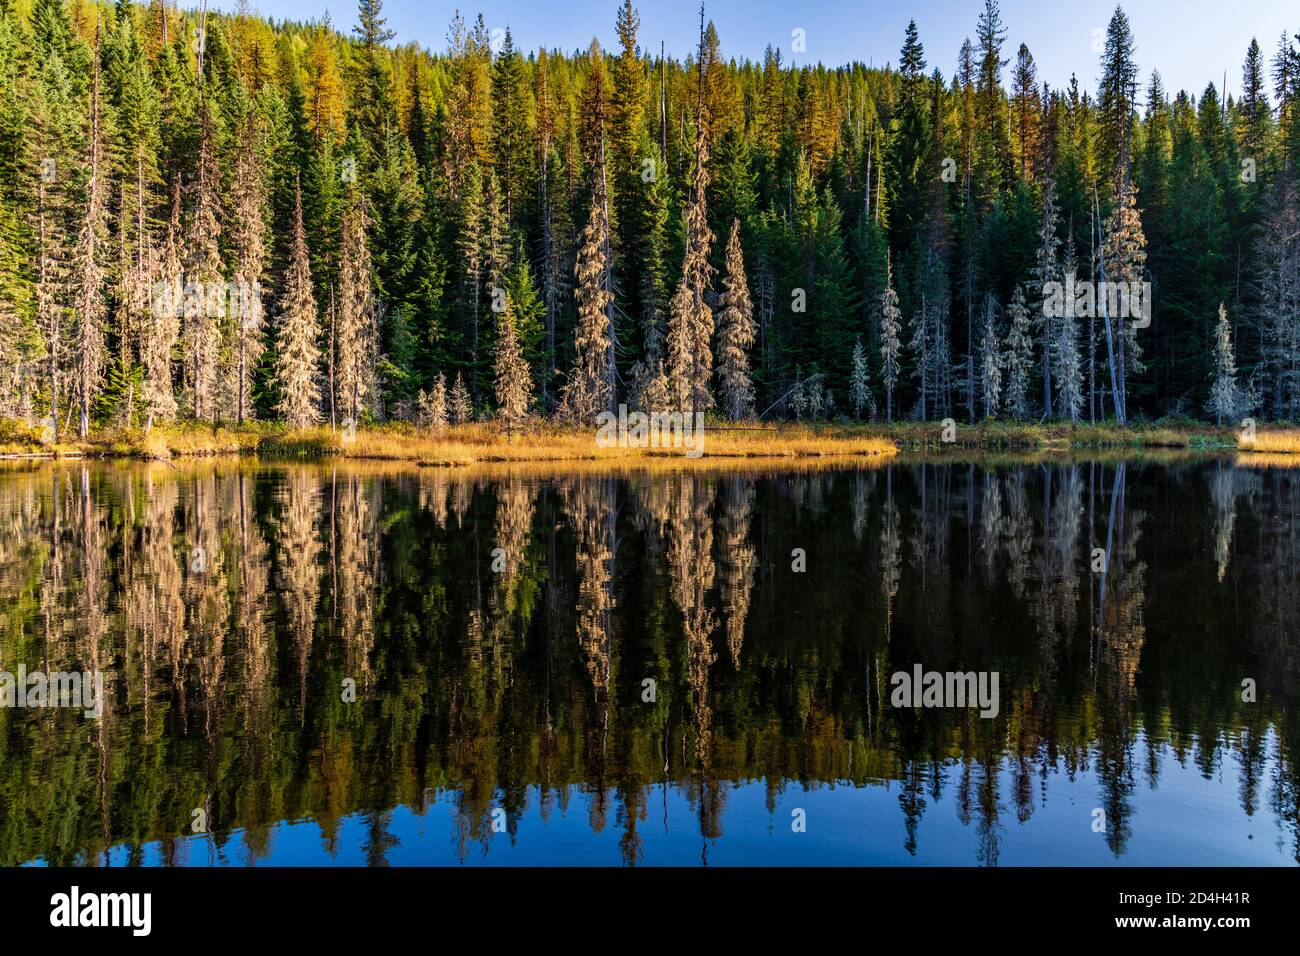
[223,0,1296,100]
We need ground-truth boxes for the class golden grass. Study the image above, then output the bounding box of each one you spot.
[884,418,1235,450]
[0,416,1255,465]
[1237,428,1300,455]
[258,421,900,465]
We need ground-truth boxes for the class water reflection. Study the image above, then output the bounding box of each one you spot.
[0,456,1296,866]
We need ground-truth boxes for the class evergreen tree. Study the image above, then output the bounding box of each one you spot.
[1010,43,1040,181]
[1098,5,1139,191]
[909,302,930,420]
[352,0,397,162]
[422,372,448,429]
[456,161,486,392]
[974,0,1010,201]
[1101,177,1148,423]
[715,218,755,421]
[449,370,472,424]
[1256,181,1300,417]
[1055,230,1085,421]
[491,28,531,225]
[143,177,183,429]
[337,186,377,424]
[1032,176,1062,413]
[184,101,224,421]
[879,257,902,422]
[580,38,618,410]
[494,297,532,428]
[1003,284,1034,420]
[666,13,715,415]
[275,178,322,427]
[850,338,876,420]
[611,1,647,322]
[559,193,613,423]
[979,293,1002,417]
[1208,302,1244,425]
[230,93,269,424]
[73,31,109,439]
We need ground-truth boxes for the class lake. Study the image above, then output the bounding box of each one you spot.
[0,454,1296,866]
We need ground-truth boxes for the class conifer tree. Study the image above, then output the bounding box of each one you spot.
[559,193,613,423]
[1256,181,1299,417]
[110,15,162,425]
[974,0,1010,200]
[666,11,716,415]
[353,0,397,161]
[1101,178,1147,423]
[534,49,561,411]
[482,170,508,300]
[979,294,1002,417]
[336,186,377,424]
[1003,285,1034,420]
[456,162,485,389]
[630,153,670,409]
[449,371,472,424]
[715,218,755,421]
[73,34,108,439]
[494,298,532,429]
[424,371,448,429]
[185,102,223,422]
[1098,6,1139,190]
[491,28,531,224]
[850,338,876,420]
[1011,43,1041,181]
[305,23,346,143]
[1055,230,1085,421]
[909,302,930,421]
[230,97,269,424]
[611,0,647,322]
[143,177,182,429]
[1208,303,1244,425]
[31,46,78,436]
[1033,176,1061,413]
[580,38,618,408]
[789,370,807,421]
[879,257,902,422]
[274,179,322,428]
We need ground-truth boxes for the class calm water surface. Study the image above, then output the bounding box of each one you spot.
[0,455,1296,866]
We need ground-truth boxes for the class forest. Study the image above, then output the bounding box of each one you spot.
[0,0,1298,441]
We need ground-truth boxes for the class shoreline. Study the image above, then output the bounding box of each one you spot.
[2,419,1293,465]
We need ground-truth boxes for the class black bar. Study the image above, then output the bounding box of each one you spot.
[1,866,1283,941]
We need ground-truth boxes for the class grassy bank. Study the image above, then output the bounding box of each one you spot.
[2,419,900,464]
[1237,427,1300,455]
[880,418,1236,450]
[0,416,1265,464]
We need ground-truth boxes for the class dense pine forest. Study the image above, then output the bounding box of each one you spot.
[0,0,1298,440]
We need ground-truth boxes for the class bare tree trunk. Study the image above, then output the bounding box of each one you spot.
[1095,189,1124,424]
[328,283,337,430]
